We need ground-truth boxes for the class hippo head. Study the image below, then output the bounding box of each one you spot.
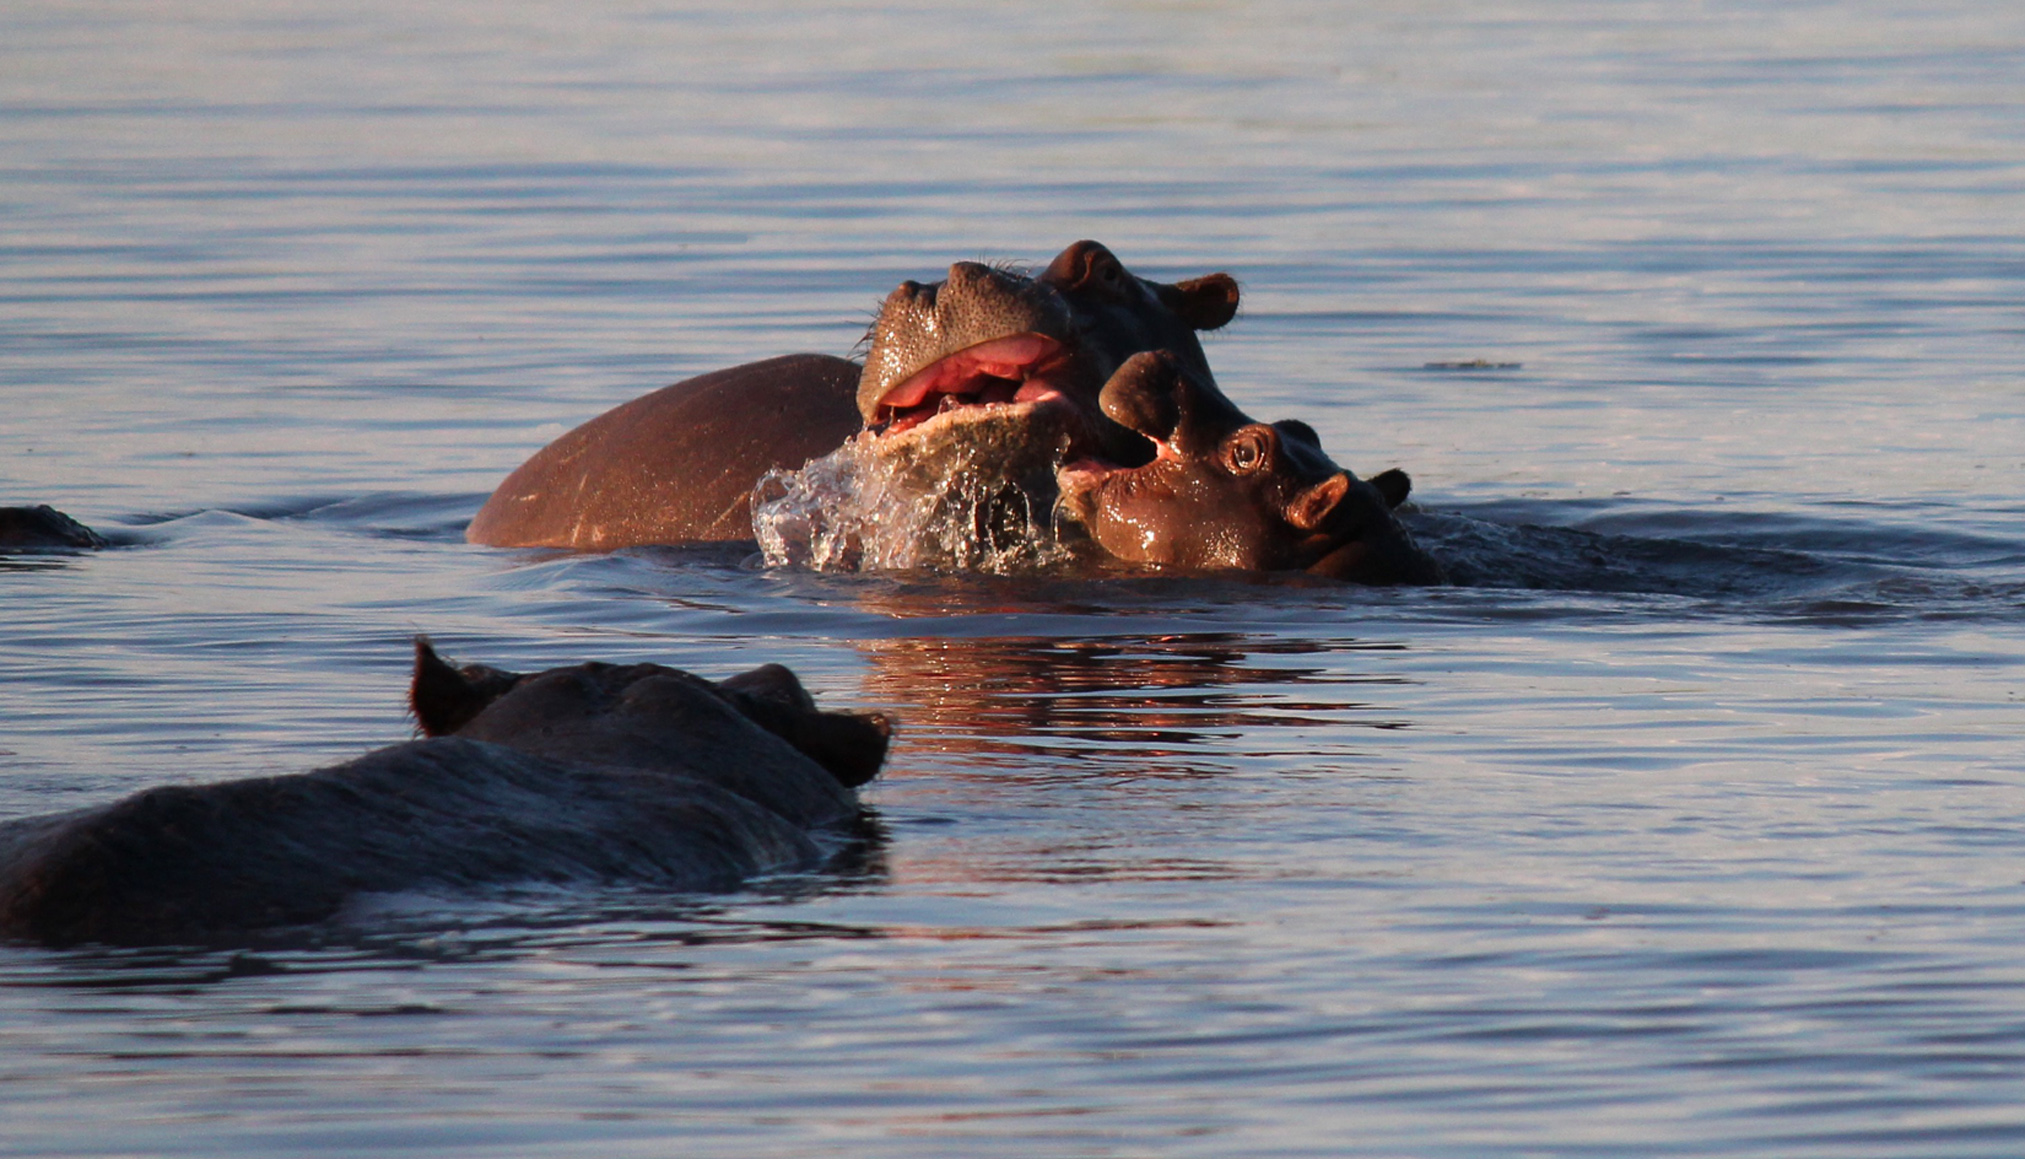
[409,640,891,788]
[856,240,1241,468]
[1055,352,1445,585]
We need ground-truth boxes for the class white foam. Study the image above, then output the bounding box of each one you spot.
[752,431,1074,574]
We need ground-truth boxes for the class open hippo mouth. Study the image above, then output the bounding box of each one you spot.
[1055,429,1170,500]
[868,333,1080,439]
[856,243,1241,468]
[1055,359,1185,502]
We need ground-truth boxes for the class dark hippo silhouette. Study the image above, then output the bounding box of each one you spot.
[0,505,106,550]
[466,241,1240,551]
[0,641,891,947]
[1055,351,1444,585]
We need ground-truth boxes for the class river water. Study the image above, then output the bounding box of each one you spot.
[3,2,2023,1155]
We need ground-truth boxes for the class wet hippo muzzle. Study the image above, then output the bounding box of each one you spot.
[856,241,1241,471]
[1055,351,1444,585]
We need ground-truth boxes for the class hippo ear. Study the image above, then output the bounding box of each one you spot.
[410,638,523,737]
[1159,273,1240,331]
[1286,472,1352,533]
[1368,467,1412,509]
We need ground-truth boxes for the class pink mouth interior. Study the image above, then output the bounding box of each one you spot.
[873,334,1072,435]
[1057,434,1176,490]
[1057,399,1176,482]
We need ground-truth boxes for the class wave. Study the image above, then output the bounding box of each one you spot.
[1409,500,2025,620]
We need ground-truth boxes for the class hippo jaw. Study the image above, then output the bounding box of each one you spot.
[858,262,1082,424]
[857,243,1240,468]
[859,268,1133,468]
[1055,353,1273,569]
[868,333,1080,438]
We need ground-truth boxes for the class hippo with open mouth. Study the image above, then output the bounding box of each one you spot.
[466,242,1241,555]
[750,242,1248,570]
[1055,351,1445,585]
[855,239,1240,466]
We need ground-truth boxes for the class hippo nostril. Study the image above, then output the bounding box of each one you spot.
[888,280,935,310]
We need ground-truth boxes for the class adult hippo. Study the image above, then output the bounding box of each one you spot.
[466,241,1240,551]
[1056,351,1445,585]
[0,641,890,946]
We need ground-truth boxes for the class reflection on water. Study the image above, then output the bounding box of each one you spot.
[860,632,1408,769]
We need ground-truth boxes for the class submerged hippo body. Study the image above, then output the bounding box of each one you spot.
[468,242,1242,553]
[467,354,863,549]
[1056,352,1444,585]
[0,505,106,551]
[0,642,890,946]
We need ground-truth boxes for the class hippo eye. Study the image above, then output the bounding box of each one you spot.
[1085,252,1127,293]
[1226,428,1271,474]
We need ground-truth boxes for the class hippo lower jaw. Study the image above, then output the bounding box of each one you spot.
[1053,449,1174,555]
[1052,387,1187,521]
[870,390,1083,458]
[868,333,1078,437]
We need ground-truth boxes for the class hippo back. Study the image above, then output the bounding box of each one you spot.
[468,353,863,549]
[0,737,835,946]
[0,645,889,947]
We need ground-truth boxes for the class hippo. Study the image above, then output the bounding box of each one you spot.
[466,242,1241,552]
[1055,351,1445,585]
[0,641,890,946]
[742,240,1242,570]
[0,505,106,551]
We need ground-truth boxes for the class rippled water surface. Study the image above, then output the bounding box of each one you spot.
[4,2,2024,1155]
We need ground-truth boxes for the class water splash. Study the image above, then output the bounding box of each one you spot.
[753,419,1076,574]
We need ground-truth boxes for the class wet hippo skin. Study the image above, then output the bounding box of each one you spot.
[855,240,1239,466]
[0,641,891,946]
[1056,351,1445,585]
[467,353,864,549]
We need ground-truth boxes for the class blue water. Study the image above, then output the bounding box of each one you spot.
[4,2,2024,1155]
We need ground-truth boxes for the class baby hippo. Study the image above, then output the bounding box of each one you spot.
[0,641,890,946]
[1056,351,1444,585]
